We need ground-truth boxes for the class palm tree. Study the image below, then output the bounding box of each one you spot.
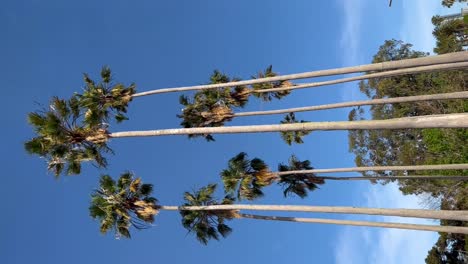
[132,51,468,96]
[109,113,468,138]
[174,62,466,141]
[24,96,111,176]
[26,98,468,176]
[89,175,468,243]
[89,172,159,238]
[220,153,468,200]
[232,91,468,118]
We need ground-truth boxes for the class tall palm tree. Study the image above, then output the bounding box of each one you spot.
[89,175,468,243]
[109,113,468,138]
[175,62,467,141]
[26,97,468,176]
[232,91,468,118]
[132,51,468,96]
[220,153,468,200]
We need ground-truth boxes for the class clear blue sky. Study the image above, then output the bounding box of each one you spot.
[1,1,464,263]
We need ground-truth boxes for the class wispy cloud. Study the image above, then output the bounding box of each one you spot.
[334,183,438,264]
[336,0,366,101]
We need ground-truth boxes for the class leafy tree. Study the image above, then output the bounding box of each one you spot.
[432,15,468,54]
[345,38,468,263]
[89,173,159,238]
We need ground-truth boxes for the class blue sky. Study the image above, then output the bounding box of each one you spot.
[1,1,465,263]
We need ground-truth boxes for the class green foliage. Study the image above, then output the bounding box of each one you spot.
[77,66,136,127]
[177,70,247,141]
[220,152,274,201]
[278,155,324,198]
[25,96,112,176]
[89,173,159,239]
[346,38,468,262]
[280,113,311,145]
[251,65,292,101]
[178,66,294,141]
[432,14,468,54]
[180,184,237,245]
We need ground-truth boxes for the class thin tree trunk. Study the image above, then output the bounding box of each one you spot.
[158,204,468,221]
[276,164,468,175]
[307,175,468,181]
[233,91,468,117]
[132,51,468,97]
[109,113,468,138]
[238,213,468,234]
[252,61,468,94]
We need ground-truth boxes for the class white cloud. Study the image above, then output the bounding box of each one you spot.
[399,0,466,53]
[336,0,366,102]
[334,183,438,264]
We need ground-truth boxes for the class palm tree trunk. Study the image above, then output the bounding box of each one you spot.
[158,204,468,221]
[233,91,468,117]
[277,175,468,181]
[109,113,468,138]
[132,51,468,97]
[253,61,468,94]
[275,164,468,175]
[238,213,468,234]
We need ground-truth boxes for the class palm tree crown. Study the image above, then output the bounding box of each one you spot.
[251,65,293,101]
[25,96,111,175]
[180,184,239,244]
[278,155,325,198]
[77,66,136,126]
[280,112,312,145]
[220,152,276,200]
[178,70,249,141]
[178,66,293,141]
[89,173,159,238]
[221,152,326,200]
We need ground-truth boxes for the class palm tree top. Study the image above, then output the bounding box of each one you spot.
[77,66,136,126]
[220,152,276,201]
[278,155,324,198]
[89,172,159,239]
[25,96,112,176]
[180,184,239,245]
[177,70,247,141]
[220,152,324,200]
[251,65,292,101]
[280,112,312,145]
